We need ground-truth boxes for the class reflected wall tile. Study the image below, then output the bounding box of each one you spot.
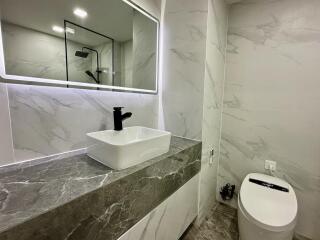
[2,22,94,83]
[132,9,157,90]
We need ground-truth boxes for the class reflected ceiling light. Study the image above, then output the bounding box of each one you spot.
[52,25,64,33]
[66,27,75,34]
[73,8,88,18]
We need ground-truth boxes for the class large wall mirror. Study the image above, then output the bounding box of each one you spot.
[0,0,159,93]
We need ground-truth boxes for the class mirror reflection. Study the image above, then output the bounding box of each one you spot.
[0,0,158,92]
[65,21,114,85]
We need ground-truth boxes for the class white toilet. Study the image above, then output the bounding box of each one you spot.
[238,173,298,240]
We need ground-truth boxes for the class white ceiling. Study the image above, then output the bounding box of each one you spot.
[0,0,141,44]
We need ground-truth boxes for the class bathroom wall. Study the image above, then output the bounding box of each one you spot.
[218,0,320,239]
[0,0,161,166]
[162,0,208,140]
[161,0,229,223]
[8,84,158,162]
[199,0,228,221]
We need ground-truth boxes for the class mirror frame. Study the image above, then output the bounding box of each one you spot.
[0,0,159,94]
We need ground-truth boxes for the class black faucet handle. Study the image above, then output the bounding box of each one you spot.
[113,107,124,111]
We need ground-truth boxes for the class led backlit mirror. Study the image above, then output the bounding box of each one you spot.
[0,0,159,93]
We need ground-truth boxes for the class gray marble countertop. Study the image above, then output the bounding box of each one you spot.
[0,136,200,236]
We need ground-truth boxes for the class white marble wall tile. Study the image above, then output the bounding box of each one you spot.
[118,174,199,240]
[0,83,14,165]
[162,0,209,140]
[8,84,158,162]
[161,0,229,224]
[198,0,228,221]
[218,0,320,239]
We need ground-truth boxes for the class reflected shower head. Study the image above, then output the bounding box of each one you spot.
[75,46,101,84]
[75,50,89,58]
[85,70,100,84]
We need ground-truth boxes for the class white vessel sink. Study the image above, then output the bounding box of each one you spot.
[86,126,171,170]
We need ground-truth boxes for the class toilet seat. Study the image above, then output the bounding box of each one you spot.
[239,173,298,232]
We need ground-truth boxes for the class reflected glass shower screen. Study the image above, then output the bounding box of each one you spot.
[64,21,114,86]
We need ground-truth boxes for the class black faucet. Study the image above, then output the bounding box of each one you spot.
[113,107,132,131]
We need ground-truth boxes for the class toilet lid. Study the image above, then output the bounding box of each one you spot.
[240,173,297,231]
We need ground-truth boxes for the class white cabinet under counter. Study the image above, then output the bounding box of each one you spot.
[118,174,199,240]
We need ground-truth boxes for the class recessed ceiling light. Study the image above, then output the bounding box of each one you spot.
[73,8,88,18]
[52,25,64,33]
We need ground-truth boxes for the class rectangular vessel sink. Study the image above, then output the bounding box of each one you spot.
[86,126,171,170]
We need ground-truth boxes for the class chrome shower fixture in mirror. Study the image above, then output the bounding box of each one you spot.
[0,0,159,93]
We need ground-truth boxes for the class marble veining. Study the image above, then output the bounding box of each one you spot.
[198,0,228,222]
[180,203,238,240]
[180,203,311,240]
[162,0,208,140]
[118,175,199,240]
[0,136,201,240]
[218,0,320,239]
[7,83,158,163]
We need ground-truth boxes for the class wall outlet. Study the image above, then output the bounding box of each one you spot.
[265,160,276,171]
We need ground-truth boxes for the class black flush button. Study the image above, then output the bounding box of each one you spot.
[249,178,289,192]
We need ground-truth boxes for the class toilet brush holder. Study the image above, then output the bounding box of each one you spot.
[220,183,235,201]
